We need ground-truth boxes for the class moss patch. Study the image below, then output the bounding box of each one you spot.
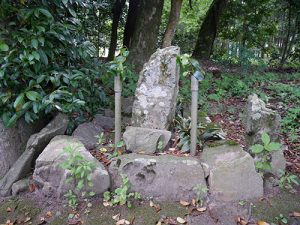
[253,191,300,224]
[0,198,41,224]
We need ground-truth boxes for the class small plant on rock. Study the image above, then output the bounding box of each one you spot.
[103,174,141,208]
[193,184,207,206]
[60,144,96,209]
[250,132,281,173]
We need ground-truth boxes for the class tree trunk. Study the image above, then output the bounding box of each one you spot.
[123,0,140,48]
[280,2,292,66]
[162,0,183,48]
[108,0,126,61]
[192,0,228,59]
[127,0,164,72]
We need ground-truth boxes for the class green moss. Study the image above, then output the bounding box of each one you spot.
[226,140,238,146]
[253,191,300,224]
[0,198,41,224]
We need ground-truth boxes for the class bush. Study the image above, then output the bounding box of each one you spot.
[0,1,105,127]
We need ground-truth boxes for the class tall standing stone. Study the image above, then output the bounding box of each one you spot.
[131,46,180,130]
[244,94,286,175]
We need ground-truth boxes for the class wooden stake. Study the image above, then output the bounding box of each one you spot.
[114,75,122,148]
[190,75,198,156]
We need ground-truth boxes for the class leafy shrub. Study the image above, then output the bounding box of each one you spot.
[250,132,281,172]
[278,170,299,193]
[174,113,222,152]
[0,1,105,127]
[103,174,141,208]
[60,144,96,209]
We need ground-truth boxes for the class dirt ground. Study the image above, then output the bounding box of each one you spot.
[1,187,299,225]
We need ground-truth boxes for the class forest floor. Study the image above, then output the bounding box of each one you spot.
[0,187,300,225]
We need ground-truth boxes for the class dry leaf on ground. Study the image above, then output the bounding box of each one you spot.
[180,200,190,206]
[176,217,187,224]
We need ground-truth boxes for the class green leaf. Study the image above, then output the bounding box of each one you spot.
[265,142,281,152]
[31,39,38,49]
[6,114,18,128]
[38,8,53,20]
[32,51,40,60]
[0,43,9,52]
[25,91,41,101]
[250,144,264,154]
[38,50,48,65]
[261,132,270,145]
[13,93,25,109]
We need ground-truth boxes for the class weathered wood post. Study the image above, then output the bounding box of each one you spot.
[190,75,199,156]
[114,75,122,148]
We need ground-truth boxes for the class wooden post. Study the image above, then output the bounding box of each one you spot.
[190,75,198,156]
[114,75,122,148]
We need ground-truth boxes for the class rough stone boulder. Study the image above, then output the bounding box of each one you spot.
[108,153,207,201]
[33,136,110,198]
[131,46,180,130]
[244,94,286,175]
[93,114,114,130]
[0,117,48,178]
[0,113,68,196]
[123,127,171,154]
[73,121,104,150]
[201,144,263,201]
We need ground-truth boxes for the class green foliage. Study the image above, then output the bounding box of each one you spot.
[193,184,207,206]
[278,170,299,193]
[275,214,288,224]
[174,113,221,152]
[60,144,96,209]
[103,175,141,208]
[0,1,105,127]
[250,132,281,172]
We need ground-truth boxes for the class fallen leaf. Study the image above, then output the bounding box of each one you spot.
[116,219,130,225]
[37,217,47,225]
[180,200,190,206]
[149,200,154,207]
[6,207,12,212]
[290,212,300,217]
[46,211,52,218]
[196,207,207,212]
[176,217,186,224]
[24,217,31,223]
[112,214,121,221]
[29,183,36,193]
[149,200,161,212]
[103,201,110,207]
[156,222,162,225]
[192,199,196,206]
[257,221,270,225]
[169,148,176,151]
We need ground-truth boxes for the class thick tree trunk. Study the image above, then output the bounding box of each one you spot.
[162,0,183,48]
[192,0,228,59]
[123,0,140,48]
[127,0,164,72]
[108,0,126,61]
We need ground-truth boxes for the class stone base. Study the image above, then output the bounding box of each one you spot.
[201,144,263,201]
[108,153,207,201]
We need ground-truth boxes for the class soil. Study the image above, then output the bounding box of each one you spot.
[1,188,299,225]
